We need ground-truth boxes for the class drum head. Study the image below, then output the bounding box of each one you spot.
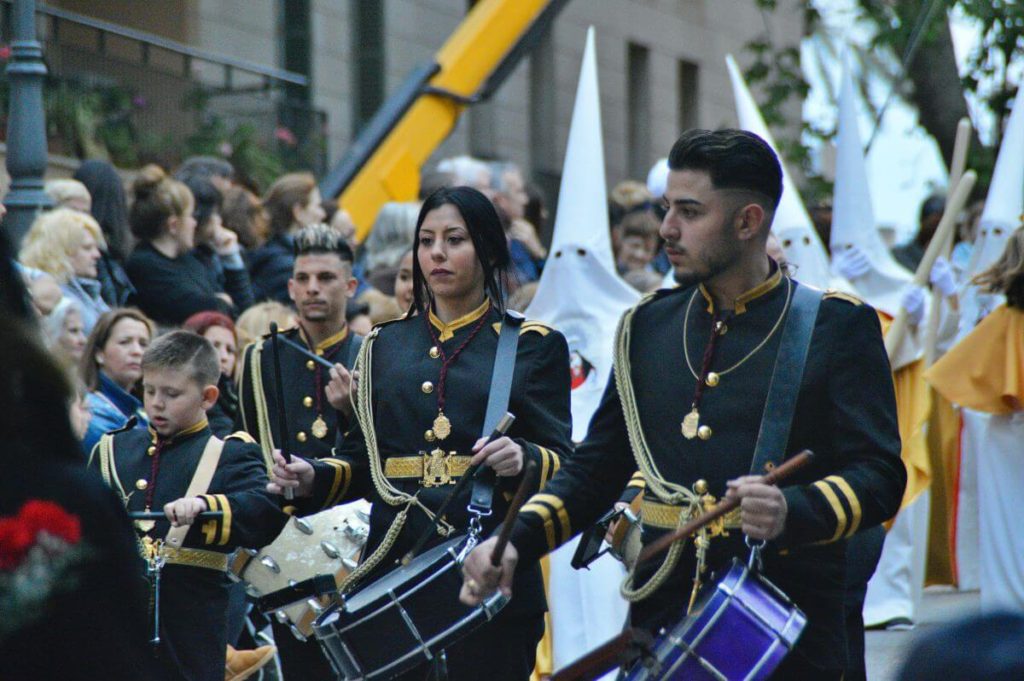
[345,535,466,612]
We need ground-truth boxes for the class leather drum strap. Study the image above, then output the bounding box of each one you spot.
[165,436,226,549]
[469,311,525,515]
[749,284,822,474]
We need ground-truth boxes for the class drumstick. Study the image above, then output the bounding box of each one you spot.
[636,450,815,566]
[128,511,224,520]
[270,322,294,500]
[401,413,516,565]
[491,459,538,566]
[275,333,336,370]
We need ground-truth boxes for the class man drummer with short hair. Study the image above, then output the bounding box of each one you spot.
[461,129,906,679]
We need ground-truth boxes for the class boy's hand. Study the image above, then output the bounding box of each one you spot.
[267,450,315,497]
[164,497,209,527]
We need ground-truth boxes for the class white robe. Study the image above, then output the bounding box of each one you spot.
[977,412,1024,613]
[863,491,931,626]
[955,409,986,591]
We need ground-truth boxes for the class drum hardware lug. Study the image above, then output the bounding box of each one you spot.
[342,557,358,570]
[260,556,281,573]
[321,541,341,559]
[355,510,370,524]
[275,611,289,624]
[306,597,325,615]
[343,522,368,540]
[293,516,314,535]
[288,624,308,643]
[289,579,299,587]
[745,536,766,572]
[244,585,260,598]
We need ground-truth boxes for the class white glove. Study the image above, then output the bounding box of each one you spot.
[901,285,927,326]
[929,256,957,297]
[833,246,872,280]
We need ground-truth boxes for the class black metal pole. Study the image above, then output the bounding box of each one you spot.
[4,0,52,247]
[269,322,294,500]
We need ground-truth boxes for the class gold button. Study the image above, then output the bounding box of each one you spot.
[694,479,708,494]
[306,360,315,371]
[705,372,720,388]
[697,425,712,440]
[421,381,434,394]
[425,430,436,442]
[429,346,440,359]
[303,396,314,408]
[297,431,307,443]
[135,479,148,491]
[147,446,156,456]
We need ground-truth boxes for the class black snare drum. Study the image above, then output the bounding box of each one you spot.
[313,534,509,680]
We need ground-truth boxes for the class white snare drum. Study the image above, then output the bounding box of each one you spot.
[230,500,371,640]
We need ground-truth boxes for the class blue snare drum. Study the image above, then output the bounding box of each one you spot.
[626,558,806,681]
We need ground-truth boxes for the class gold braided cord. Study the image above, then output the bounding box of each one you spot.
[339,507,409,593]
[246,343,276,472]
[682,277,793,380]
[98,433,128,504]
[613,298,704,601]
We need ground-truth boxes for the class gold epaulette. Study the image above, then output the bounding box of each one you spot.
[225,431,257,444]
[823,289,864,306]
[490,320,553,336]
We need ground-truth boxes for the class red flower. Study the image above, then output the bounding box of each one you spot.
[0,45,10,61]
[274,126,298,147]
[0,501,81,571]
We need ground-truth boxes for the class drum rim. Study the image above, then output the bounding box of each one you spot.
[343,535,466,612]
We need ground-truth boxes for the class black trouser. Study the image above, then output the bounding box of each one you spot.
[272,619,335,680]
[395,611,546,681]
[843,524,887,681]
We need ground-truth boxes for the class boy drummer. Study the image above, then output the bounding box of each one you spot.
[90,331,288,681]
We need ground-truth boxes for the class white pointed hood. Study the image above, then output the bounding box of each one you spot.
[971,82,1024,277]
[830,55,913,316]
[726,54,836,290]
[525,27,640,441]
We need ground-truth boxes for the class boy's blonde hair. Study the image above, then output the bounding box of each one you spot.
[20,208,107,284]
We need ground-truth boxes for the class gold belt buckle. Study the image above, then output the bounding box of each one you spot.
[422,448,456,487]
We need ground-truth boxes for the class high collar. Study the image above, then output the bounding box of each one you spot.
[98,371,143,417]
[298,324,350,355]
[147,418,209,445]
[429,299,491,342]
[698,260,784,315]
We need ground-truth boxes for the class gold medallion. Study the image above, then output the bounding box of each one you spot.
[311,415,329,439]
[681,408,700,440]
[433,412,452,440]
[136,508,156,534]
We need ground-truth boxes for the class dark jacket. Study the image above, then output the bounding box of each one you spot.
[88,423,288,681]
[191,244,255,314]
[247,234,294,305]
[126,242,234,327]
[301,304,573,619]
[96,250,135,307]
[208,373,240,439]
[508,273,907,673]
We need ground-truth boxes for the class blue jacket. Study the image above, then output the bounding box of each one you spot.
[82,372,148,454]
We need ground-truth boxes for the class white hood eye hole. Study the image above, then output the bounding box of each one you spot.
[577,248,587,256]
[802,236,811,245]
[993,228,1004,236]
[554,250,563,258]
[782,239,793,248]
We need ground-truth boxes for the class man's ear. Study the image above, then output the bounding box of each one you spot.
[201,384,220,410]
[346,274,358,299]
[736,203,767,242]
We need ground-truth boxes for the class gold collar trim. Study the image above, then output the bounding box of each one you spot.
[148,418,209,444]
[299,324,350,355]
[429,299,490,342]
[698,266,783,315]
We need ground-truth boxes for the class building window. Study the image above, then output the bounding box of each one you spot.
[627,42,651,180]
[350,0,385,137]
[678,60,699,132]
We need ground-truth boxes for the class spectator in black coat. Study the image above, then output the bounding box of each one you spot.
[248,172,325,304]
[125,165,235,327]
[74,160,136,307]
[184,177,255,313]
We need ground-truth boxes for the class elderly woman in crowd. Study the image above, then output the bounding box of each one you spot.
[73,159,136,307]
[80,308,154,453]
[42,296,88,368]
[360,200,420,294]
[20,207,111,333]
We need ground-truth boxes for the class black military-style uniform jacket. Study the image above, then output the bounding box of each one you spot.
[237,324,360,467]
[88,420,288,681]
[508,268,907,673]
[301,301,573,618]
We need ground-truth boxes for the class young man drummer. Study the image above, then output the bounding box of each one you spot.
[461,130,906,679]
[236,223,361,678]
[89,331,287,681]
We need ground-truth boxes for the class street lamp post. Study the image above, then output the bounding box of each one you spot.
[4,0,52,247]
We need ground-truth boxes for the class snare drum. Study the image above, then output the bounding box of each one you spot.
[313,534,509,680]
[626,559,806,681]
[230,500,370,639]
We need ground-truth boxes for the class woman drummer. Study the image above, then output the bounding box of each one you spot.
[270,186,572,681]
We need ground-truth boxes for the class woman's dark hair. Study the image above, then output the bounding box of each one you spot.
[183,176,223,235]
[74,159,133,261]
[80,308,155,392]
[411,186,511,315]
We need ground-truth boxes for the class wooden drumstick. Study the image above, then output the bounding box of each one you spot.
[636,450,815,566]
[490,459,538,567]
[270,322,294,500]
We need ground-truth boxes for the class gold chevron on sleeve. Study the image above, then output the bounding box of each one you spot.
[532,493,571,545]
[520,501,557,550]
[201,495,220,545]
[627,472,646,489]
[825,475,863,538]
[321,458,351,508]
[813,480,848,543]
[215,494,232,545]
[538,447,560,483]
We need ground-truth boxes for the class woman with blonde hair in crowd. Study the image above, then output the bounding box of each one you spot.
[234,300,296,348]
[73,159,136,307]
[248,171,326,303]
[125,165,235,327]
[79,308,154,453]
[45,178,92,213]
[20,207,110,333]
